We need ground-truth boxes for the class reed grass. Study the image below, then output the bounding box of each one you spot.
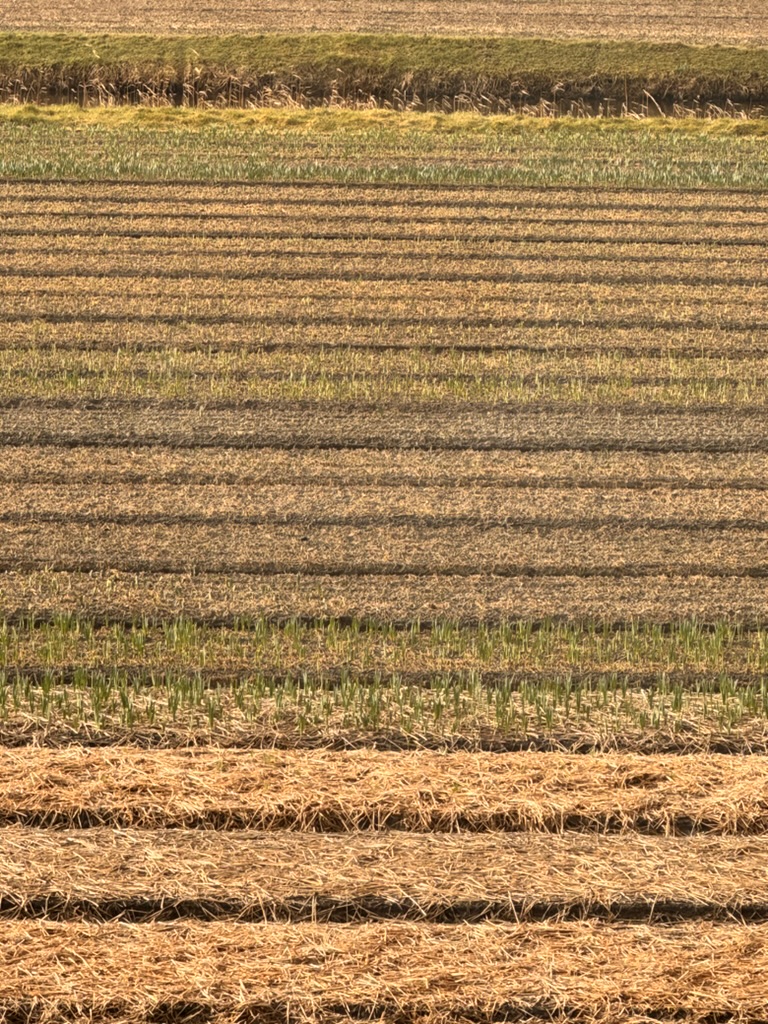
[3,33,768,111]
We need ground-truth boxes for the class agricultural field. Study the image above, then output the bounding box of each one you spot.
[2,0,768,44]
[4,110,768,188]
[1,15,768,1021]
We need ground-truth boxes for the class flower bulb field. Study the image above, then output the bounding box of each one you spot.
[1,6,768,1023]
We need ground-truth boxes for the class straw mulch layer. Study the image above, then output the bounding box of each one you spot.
[6,521,768,577]
[4,170,768,1023]
[5,569,768,623]
[4,0,767,43]
[2,748,767,832]
[3,827,768,922]
[4,919,768,1022]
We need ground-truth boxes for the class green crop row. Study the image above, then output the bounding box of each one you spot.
[3,615,767,673]
[2,108,768,187]
[3,664,768,744]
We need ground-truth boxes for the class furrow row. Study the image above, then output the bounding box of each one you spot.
[6,207,768,228]
[0,406,764,451]
[2,523,767,577]
[5,484,768,528]
[5,918,768,1023]
[7,278,763,301]
[4,181,768,208]
[1,322,764,357]
[5,225,765,244]
[4,447,768,488]
[6,266,768,288]
[4,664,765,691]
[4,570,765,623]
[0,830,766,922]
[6,236,766,259]
[0,748,765,832]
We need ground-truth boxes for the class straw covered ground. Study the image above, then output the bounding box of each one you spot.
[2,113,768,1023]
[5,828,768,921]
[2,748,767,832]
[3,746,768,1018]
[3,181,768,633]
[8,919,768,1023]
[2,0,767,45]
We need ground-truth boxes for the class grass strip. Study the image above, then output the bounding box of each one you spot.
[3,610,768,752]
[1,747,767,831]
[1,349,766,406]
[5,33,768,109]
[4,918,768,1022]
[2,606,767,751]
[2,829,768,922]
[1,616,766,679]
[2,108,768,188]
[3,666,768,752]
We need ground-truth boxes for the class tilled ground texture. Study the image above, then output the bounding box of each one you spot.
[4,178,768,1021]
[2,0,767,43]
[3,181,768,623]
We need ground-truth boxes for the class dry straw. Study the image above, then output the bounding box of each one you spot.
[3,919,768,1020]
[1,828,768,922]
[1,748,768,832]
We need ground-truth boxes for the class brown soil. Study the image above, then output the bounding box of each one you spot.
[3,520,768,577]
[5,181,768,209]
[3,447,768,489]
[1,405,766,453]
[5,482,768,527]
[3,320,764,360]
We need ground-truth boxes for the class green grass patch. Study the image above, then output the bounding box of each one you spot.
[4,32,768,109]
[2,348,766,408]
[1,107,767,186]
